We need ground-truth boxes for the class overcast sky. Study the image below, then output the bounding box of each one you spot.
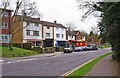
[34,0,100,33]
[0,0,100,33]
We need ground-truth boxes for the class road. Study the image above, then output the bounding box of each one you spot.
[2,48,111,76]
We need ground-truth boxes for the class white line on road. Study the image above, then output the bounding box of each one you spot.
[60,57,97,77]
[2,54,61,65]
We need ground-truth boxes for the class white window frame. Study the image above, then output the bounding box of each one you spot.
[2,22,8,29]
[34,23,39,26]
[2,11,8,17]
[56,34,60,38]
[2,35,8,40]
[46,33,50,37]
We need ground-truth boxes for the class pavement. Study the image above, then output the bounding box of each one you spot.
[86,55,117,76]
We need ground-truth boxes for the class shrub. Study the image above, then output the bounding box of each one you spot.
[13,43,32,50]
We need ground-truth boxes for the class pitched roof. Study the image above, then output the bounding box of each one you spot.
[15,15,40,23]
[67,31,81,36]
[40,21,67,29]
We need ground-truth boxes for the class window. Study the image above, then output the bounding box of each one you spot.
[2,36,4,40]
[26,30,30,36]
[62,34,64,38]
[5,36,8,40]
[33,31,39,36]
[2,22,8,29]
[27,22,30,25]
[47,26,50,29]
[78,36,81,40]
[2,11,8,17]
[46,33,50,37]
[34,23,39,26]
[56,34,60,38]
[2,35,8,40]
[36,42,41,46]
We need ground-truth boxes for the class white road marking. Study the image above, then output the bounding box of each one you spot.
[1,53,63,65]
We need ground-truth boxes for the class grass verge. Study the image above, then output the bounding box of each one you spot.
[102,45,111,48]
[1,46,41,58]
[67,52,112,77]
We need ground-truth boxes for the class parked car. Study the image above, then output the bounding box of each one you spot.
[83,46,91,51]
[74,47,84,52]
[91,46,98,50]
[87,45,98,51]
[64,47,73,53]
[83,45,98,51]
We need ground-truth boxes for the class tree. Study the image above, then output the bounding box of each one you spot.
[80,30,88,41]
[91,26,98,35]
[66,23,77,31]
[77,1,120,60]
[1,0,40,50]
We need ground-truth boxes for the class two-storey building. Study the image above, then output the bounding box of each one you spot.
[54,21,67,47]
[40,21,67,47]
[67,31,86,47]
[40,21,54,47]
[13,14,42,48]
[0,8,12,46]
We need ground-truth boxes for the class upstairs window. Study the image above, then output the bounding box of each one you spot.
[33,31,39,36]
[47,26,50,29]
[62,34,64,38]
[26,30,30,36]
[46,33,50,37]
[78,36,81,40]
[2,11,8,17]
[34,23,39,26]
[2,22,8,29]
[26,22,30,25]
[2,35,8,40]
[56,34,60,38]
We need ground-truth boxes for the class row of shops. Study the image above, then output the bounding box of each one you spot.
[27,39,86,48]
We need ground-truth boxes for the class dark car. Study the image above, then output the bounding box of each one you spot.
[64,47,73,53]
[83,46,91,51]
[87,45,98,51]
[84,45,98,51]
[91,46,98,50]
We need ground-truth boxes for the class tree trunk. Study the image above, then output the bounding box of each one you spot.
[118,62,120,76]
[9,35,13,51]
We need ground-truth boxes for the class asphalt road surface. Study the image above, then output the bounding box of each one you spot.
[2,48,111,76]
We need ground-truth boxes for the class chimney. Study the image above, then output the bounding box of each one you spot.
[38,17,40,21]
[54,20,57,23]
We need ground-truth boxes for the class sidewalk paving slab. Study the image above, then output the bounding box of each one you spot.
[86,55,116,76]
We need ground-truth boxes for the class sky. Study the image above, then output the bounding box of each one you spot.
[0,0,100,33]
[34,0,100,33]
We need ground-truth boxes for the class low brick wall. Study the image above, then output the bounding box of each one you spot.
[32,47,42,53]
[46,47,54,53]
[2,43,9,47]
[54,47,65,52]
